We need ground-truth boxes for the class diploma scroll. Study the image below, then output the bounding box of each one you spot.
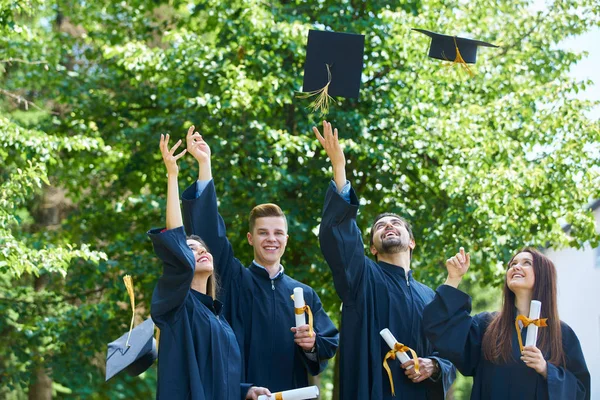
[293,287,306,327]
[525,300,541,347]
[379,328,413,370]
[257,385,319,400]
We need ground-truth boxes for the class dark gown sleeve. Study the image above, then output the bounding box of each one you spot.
[181,180,244,291]
[545,322,590,400]
[422,284,492,377]
[148,226,195,318]
[298,287,339,375]
[318,181,366,304]
[426,352,456,398]
[240,383,252,400]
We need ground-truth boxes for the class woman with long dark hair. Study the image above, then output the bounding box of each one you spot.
[148,134,270,399]
[423,247,590,399]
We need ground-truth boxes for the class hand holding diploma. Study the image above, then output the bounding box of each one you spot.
[246,387,272,400]
[291,324,316,352]
[257,386,319,400]
[291,288,316,351]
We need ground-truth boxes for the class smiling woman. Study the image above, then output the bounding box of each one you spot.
[423,247,591,399]
[146,133,270,400]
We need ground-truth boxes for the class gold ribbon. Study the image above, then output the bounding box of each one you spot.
[515,315,548,353]
[290,294,314,337]
[297,63,337,115]
[274,393,283,400]
[383,343,420,396]
[123,275,135,348]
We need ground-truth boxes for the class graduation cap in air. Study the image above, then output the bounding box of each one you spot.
[412,29,499,76]
[105,275,158,381]
[300,29,365,115]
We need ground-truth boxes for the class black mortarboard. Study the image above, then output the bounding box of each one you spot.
[105,317,158,381]
[412,29,499,75]
[105,275,158,381]
[300,29,365,114]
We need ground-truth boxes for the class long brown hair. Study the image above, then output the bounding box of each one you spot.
[187,235,219,300]
[482,247,565,366]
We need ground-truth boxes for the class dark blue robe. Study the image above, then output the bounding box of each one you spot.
[149,226,251,400]
[181,181,339,392]
[318,183,455,399]
[423,284,591,400]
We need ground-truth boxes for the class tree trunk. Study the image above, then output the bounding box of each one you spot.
[28,185,66,399]
[28,367,52,400]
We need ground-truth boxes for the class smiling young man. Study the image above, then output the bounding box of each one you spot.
[178,126,339,392]
[314,121,455,400]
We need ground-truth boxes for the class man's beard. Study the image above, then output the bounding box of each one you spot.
[379,236,410,254]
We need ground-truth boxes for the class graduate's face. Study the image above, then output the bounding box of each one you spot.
[187,239,214,273]
[247,216,289,266]
[506,252,535,292]
[370,216,414,256]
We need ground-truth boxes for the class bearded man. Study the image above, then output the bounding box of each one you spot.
[314,121,456,400]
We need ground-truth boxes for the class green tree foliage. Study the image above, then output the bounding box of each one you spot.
[1,0,599,398]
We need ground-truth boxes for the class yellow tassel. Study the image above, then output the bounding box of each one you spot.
[123,275,135,348]
[156,327,161,352]
[297,64,337,115]
[442,36,475,77]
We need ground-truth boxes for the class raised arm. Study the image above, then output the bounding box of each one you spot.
[313,121,346,191]
[314,121,367,304]
[423,247,487,376]
[181,125,243,288]
[161,133,187,229]
[150,135,193,318]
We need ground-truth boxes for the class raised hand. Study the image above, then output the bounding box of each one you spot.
[160,133,186,176]
[313,120,346,190]
[444,247,470,287]
[313,120,345,168]
[186,125,211,165]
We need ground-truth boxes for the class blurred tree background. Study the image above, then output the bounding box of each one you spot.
[1,0,599,398]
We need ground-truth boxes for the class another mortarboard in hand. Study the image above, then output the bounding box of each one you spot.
[105,317,158,381]
[105,275,158,381]
[412,29,499,76]
[300,29,365,115]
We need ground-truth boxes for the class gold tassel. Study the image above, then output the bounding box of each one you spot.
[442,36,475,77]
[123,275,135,348]
[297,64,337,115]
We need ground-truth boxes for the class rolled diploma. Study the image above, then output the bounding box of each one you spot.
[525,300,542,347]
[380,328,414,370]
[293,287,306,327]
[257,385,319,400]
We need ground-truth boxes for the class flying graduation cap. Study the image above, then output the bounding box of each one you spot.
[412,29,499,76]
[105,275,158,381]
[300,29,365,115]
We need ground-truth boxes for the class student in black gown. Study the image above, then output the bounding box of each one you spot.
[177,126,339,392]
[314,121,455,400]
[149,134,271,400]
[423,246,590,399]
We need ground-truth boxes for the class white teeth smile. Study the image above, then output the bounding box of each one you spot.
[265,247,277,250]
[513,274,524,279]
[199,256,209,263]
[384,232,397,238]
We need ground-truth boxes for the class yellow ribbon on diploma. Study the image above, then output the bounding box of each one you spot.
[274,393,283,400]
[383,343,420,396]
[291,295,314,337]
[515,315,548,353]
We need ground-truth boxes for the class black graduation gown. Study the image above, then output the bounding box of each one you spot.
[318,183,455,400]
[181,181,339,392]
[149,226,251,400]
[422,284,591,400]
